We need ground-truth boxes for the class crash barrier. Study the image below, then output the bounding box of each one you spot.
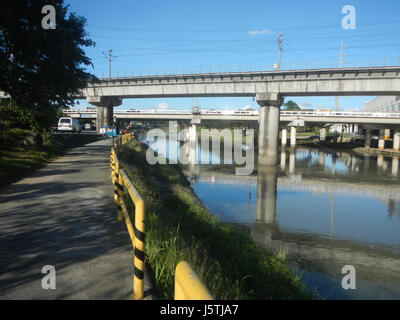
[174,261,214,300]
[111,134,213,300]
[111,133,145,300]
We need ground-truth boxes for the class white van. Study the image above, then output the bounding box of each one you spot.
[58,117,81,133]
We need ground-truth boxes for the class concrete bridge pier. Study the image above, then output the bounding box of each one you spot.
[365,129,372,148]
[257,93,283,166]
[378,129,385,150]
[392,156,399,176]
[255,165,278,224]
[281,128,287,148]
[290,126,297,147]
[289,147,296,173]
[87,96,122,133]
[319,127,327,141]
[394,131,400,152]
[188,123,198,164]
[280,150,286,170]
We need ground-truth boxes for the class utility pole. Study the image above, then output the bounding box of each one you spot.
[335,41,348,111]
[276,33,284,70]
[103,49,117,79]
[337,40,348,68]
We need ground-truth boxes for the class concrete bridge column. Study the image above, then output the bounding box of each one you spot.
[393,131,400,152]
[188,123,198,164]
[319,127,326,141]
[365,129,372,148]
[281,128,287,148]
[280,150,286,170]
[257,93,283,166]
[87,96,122,133]
[378,129,385,150]
[255,165,278,224]
[289,147,296,173]
[290,126,296,147]
[384,129,391,141]
[354,124,359,135]
[392,156,399,176]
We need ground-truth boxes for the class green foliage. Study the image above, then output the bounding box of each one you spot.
[0,0,96,130]
[283,100,301,110]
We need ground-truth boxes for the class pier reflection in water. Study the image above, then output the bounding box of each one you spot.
[140,132,400,299]
[183,147,400,299]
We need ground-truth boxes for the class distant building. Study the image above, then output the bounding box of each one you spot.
[364,96,400,113]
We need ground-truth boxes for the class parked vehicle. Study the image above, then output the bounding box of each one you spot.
[84,123,92,130]
[58,117,81,133]
[102,126,116,138]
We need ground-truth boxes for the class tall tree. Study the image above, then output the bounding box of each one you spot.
[283,100,301,111]
[0,0,95,129]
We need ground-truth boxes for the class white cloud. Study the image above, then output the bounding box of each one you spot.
[248,29,271,36]
[157,102,169,110]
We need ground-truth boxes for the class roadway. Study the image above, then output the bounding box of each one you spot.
[0,138,153,299]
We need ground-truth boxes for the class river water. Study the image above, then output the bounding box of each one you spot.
[141,131,400,299]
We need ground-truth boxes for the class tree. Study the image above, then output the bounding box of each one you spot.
[0,0,96,130]
[283,100,301,111]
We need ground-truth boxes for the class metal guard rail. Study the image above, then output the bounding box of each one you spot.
[110,133,213,300]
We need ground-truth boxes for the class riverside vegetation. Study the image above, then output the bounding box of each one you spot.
[117,139,311,299]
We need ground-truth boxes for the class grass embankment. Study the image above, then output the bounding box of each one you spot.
[0,129,61,185]
[117,139,310,300]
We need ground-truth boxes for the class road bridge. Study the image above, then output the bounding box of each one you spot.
[76,66,400,164]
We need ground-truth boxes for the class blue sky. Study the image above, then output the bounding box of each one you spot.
[66,0,400,111]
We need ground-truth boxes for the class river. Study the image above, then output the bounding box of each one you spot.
[140,131,400,299]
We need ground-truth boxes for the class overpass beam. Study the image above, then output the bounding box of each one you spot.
[257,93,283,166]
[87,96,122,133]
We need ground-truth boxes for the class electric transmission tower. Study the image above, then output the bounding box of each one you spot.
[276,33,284,70]
[103,49,117,79]
[334,41,348,111]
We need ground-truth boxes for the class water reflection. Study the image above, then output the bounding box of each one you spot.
[183,146,400,299]
[138,130,400,299]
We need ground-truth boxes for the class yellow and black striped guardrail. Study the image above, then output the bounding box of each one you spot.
[111,133,145,300]
[110,133,213,300]
[175,261,214,300]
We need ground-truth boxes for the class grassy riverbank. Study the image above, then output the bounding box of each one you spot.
[117,139,311,299]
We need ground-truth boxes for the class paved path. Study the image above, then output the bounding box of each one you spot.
[0,139,148,299]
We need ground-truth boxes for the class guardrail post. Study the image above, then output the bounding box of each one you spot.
[114,161,120,204]
[116,166,123,222]
[133,199,145,300]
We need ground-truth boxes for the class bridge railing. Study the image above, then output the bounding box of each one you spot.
[64,108,400,119]
[110,133,214,300]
